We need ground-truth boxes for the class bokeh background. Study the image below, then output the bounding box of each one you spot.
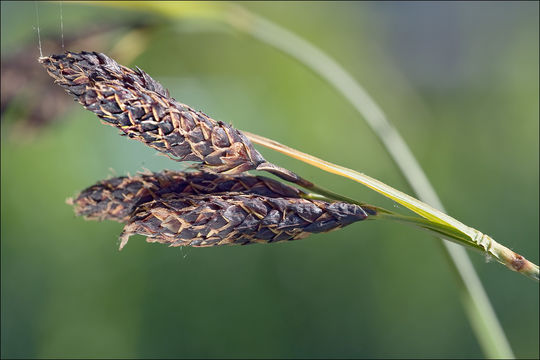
[1,1,538,358]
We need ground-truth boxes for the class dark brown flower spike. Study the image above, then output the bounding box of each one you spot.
[39,51,265,174]
[68,169,305,223]
[119,193,370,249]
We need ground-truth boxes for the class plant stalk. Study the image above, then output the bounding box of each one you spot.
[223,6,519,358]
[245,131,539,282]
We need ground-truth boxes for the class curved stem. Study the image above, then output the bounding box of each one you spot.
[225,7,517,358]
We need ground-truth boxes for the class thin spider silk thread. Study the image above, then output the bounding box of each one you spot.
[60,2,64,49]
[34,1,43,57]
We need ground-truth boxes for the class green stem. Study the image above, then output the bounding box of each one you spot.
[222,6,515,358]
[302,191,482,250]
[303,183,539,286]
[302,189,510,267]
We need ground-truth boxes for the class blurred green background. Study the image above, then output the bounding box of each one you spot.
[1,1,538,358]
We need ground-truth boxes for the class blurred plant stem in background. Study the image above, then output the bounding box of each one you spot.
[78,1,532,358]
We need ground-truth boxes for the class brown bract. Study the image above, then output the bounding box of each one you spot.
[39,51,265,173]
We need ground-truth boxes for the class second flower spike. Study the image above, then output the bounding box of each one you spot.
[68,170,305,222]
[120,193,371,249]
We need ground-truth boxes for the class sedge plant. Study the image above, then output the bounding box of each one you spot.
[46,2,539,358]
